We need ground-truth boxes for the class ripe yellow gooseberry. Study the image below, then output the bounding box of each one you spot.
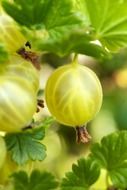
[0,14,26,52]
[45,61,103,128]
[0,56,39,132]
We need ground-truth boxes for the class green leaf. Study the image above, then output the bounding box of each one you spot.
[85,0,127,51]
[2,0,50,28]
[0,43,9,63]
[72,0,89,16]
[40,116,55,129]
[61,156,100,190]
[4,127,46,165]
[37,31,109,58]
[91,131,127,188]
[12,170,58,190]
[2,0,86,29]
[12,171,28,190]
[34,0,108,58]
[31,116,55,129]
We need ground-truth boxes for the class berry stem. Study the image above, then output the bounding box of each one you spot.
[76,125,91,143]
[72,54,78,67]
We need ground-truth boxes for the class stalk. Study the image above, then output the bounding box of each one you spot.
[72,54,78,67]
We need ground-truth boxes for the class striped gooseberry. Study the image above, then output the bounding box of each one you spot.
[0,14,26,52]
[0,55,39,132]
[45,59,103,142]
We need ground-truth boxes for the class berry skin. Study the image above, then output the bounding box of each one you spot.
[0,14,26,52]
[45,62,103,127]
[0,56,39,132]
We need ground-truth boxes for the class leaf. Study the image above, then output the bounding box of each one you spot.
[33,0,108,58]
[91,131,127,188]
[2,0,87,29]
[0,43,9,63]
[85,0,127,51]
[37,31,109,58]
[40,116,55,129]
[2,0,50,28]
[12,170,58,190]
[61,156,100,190]
[12,171,28,190]
[4,127,46,165]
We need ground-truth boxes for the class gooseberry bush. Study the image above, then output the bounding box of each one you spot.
[0,0,127,190]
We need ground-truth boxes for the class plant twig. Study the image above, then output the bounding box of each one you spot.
[17,47,41,70]
[16,41,41,70]
[72,54,78,67]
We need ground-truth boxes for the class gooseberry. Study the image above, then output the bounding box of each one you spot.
[0,14,26,52]
[0,56,39,132]
[45,60,103,142]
